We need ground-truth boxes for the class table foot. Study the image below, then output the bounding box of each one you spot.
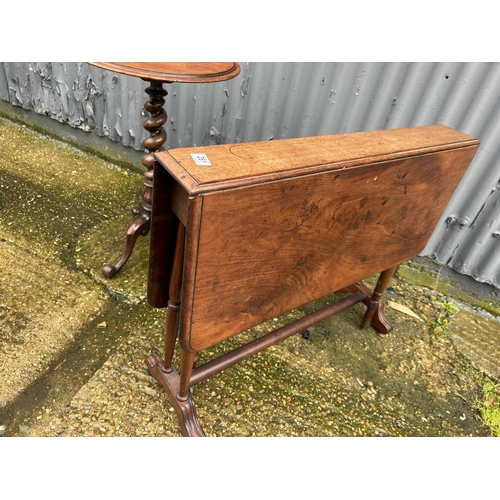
[145,353,206,437]
[362,301,392,334]
[340,278,395,335]
[361,266,398,333]
[102,214,150,278]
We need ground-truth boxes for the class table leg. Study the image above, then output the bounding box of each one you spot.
[361,265,399,332]
[145,219,206,436]
[162,222,185,373]
[102,81,168,278]
[145,351,206,437]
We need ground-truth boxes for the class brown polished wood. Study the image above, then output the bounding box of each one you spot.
[88,62,240,277]
[146,124,479,436]
[89,62,241,83]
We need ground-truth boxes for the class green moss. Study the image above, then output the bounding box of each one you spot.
[0,103,143,174]
[476,379,500,437]
[397,263,500,316]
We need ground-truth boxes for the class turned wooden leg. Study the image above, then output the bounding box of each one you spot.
[144,219,205,436]
[145,347,205,437]
[145,351,206,437]
[102,81,168,278]
[362,265,399,332]
[178,350,198,400]
[162,222,185,373]
[175,348,205,436]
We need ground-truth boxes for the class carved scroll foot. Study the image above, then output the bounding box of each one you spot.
[363,301,392,334]
[102,214,150,278]
[340,280,394,334]
[359,266,398,334]
[145,353,206,437]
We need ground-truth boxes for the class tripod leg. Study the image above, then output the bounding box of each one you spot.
[102,81,168,278]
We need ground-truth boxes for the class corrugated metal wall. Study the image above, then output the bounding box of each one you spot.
[1,62,499,289]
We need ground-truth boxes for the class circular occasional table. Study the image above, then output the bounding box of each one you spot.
[88,62,241,278]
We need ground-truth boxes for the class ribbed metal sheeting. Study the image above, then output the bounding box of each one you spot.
[1,62,499,289]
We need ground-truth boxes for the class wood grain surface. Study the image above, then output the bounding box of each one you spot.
[147,124,479,436]
[88,62,240,83]
[156,125,478,195]
[176,144,478,351]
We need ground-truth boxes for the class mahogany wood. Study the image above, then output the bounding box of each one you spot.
[162,222,185,372]
[145,352,205,436]
[88,62,241,277]
[341,281,393,334]
[147,161,178,308]
[102,81,168,277]
[145,124,479,436]
[156,124,478,195]
[362,265,400,329]
[89,62,240,83]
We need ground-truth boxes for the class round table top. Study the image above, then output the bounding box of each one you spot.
[88,62,240,83]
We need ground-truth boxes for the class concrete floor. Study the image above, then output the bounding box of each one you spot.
[0,114,499,438]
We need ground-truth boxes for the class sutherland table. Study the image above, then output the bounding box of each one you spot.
[145,124,479,436]
[88,62,240,278]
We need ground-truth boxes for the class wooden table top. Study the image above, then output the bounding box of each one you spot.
[155,125,479,351]
[155,124,479,195]
[88,62,240,83]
